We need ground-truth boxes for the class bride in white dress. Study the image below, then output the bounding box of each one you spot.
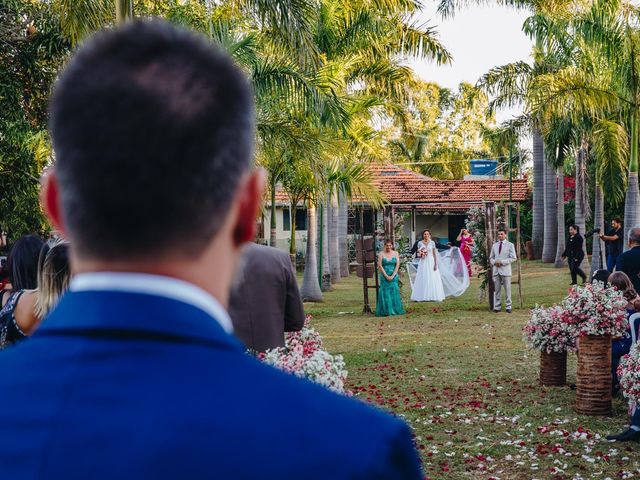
[410,230,446,302]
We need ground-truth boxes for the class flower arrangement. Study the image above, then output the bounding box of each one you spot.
[618,344,640,404]
[524,304,577,354]
[258,315,348,393]
[559,282,628,337]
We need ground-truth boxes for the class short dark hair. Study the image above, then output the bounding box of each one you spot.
[497,228,507,234]
[50,20,254,259]
[7,235,45,290]
[613,217,622,224]
[569,224,579,233]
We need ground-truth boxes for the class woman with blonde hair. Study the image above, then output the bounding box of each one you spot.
[0,239,71,348]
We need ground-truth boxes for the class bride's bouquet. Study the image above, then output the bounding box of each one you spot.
[524,304,577,354]
[559,282,628,337]
[258,315,348,394]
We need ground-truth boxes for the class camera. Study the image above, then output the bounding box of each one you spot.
[584,228,601,237]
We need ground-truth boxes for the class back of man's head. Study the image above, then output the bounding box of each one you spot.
[629,227,640,246]
[49,20,254,260]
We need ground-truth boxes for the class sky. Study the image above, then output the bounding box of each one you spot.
[411,2,533,124]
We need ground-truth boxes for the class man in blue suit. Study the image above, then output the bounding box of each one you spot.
[0,20,422,479]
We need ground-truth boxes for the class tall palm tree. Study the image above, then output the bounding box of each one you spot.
[532,129,545,258]
[329,191,341,281]
[531,0,640,248]
[575,137,591,271]
[541,158,558,262]
[301,198,323,301]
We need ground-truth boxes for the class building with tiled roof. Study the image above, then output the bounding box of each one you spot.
[263,163,529,251]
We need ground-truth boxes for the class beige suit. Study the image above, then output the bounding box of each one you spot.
[489,239,517,310]
[228,243,305,351]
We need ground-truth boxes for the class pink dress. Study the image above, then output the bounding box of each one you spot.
[459,235,473,276]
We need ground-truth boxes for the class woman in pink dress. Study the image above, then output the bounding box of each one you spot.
[456,228,474,276]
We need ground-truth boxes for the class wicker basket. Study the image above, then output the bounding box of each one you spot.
[575,334,612,416]
[539,351,567,386]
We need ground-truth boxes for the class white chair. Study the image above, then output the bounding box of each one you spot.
[629,312,640,345]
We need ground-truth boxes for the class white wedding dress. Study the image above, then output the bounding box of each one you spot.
[408,241,470,301]
[410,240,446,302]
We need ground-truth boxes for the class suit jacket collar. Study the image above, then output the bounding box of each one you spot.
[37,290,244,352]
[70,272,233,333]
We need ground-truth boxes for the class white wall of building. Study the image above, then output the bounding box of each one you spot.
[261,207,308,253]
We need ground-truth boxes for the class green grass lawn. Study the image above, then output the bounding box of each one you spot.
[303,261,640,479]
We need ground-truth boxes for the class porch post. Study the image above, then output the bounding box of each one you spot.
[410,206,416,246]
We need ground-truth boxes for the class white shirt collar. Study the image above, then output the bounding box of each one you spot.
[70,272,233,334]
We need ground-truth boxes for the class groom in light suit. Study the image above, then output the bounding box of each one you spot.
[0,21,421,479]
[489,228,517,313]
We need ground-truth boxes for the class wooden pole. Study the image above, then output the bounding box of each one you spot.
[360,208,371,314]
[516,203,524,308]
[411,206,416,247]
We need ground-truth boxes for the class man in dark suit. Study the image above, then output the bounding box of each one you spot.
[0,21,422,479]
[228,243,305,351]
[616,227,640,293]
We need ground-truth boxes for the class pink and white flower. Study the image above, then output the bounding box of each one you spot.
[259,315,348,393]
[559,282,628,337]
[524,304,577,354]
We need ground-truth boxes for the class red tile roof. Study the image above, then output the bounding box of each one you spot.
[270,163,528,207]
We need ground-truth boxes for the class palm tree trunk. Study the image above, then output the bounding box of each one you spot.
[301,201,322,301]
[329,191,340,282]
[624,111,640,251]
[575,139,590,271]
[590,183,605,277]
[338,192,349,277]
[555,166,566,267]
[542,158,558,263]
[269,177,277,247]
[321,197,331,291]
[289,201,297,268]
[115,0,133,23]
[532,128,545,259]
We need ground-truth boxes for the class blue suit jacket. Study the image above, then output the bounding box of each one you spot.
[0,291,422,479]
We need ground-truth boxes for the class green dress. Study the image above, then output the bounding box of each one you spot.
[376,256,405,317]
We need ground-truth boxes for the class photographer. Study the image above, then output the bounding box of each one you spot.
[600,218,623,272]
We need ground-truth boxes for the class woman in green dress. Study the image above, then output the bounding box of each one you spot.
[376,239,405,317]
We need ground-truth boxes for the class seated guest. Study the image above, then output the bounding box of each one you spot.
[608,272,639,394]
[0,239,71,349]
[0,21,422,479]
[228,242,305,352]
[616,227,640,293]
[0,234,43,307]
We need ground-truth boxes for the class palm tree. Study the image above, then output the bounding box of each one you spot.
[301,198,323,301]
[532,129,545,258]
[531,0,640,248]
[575,137,591,271]
[329,191,341,281]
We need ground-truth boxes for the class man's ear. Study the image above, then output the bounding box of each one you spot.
[40,169,66,236]
[233,169,266,246]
